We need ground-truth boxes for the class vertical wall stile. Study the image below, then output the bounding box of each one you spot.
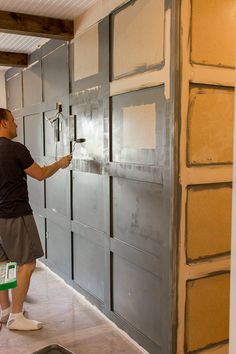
[229,50,236,354]
[170,0,181,353]
[108,0,176,352]
[104,14,112,315]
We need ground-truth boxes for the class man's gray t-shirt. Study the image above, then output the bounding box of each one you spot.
[0,137,34,218]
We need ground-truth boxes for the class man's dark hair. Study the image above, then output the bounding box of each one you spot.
[0,108,10,122]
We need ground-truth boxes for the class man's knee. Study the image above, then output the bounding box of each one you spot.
[19,260,36,273]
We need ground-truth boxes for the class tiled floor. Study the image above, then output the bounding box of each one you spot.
[0,262,147,354]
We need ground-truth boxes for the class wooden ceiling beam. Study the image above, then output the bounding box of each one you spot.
[0,11,74,41]
[0,51,28,67]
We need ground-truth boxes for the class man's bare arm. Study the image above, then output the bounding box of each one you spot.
[24,155,72,181]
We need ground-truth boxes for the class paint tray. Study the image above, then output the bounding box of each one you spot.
[31,344,74,354]
[0,262,17,290]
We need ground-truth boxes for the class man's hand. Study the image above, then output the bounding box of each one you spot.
[58,155,72,169]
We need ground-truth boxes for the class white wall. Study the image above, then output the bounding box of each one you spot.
[0,71,6,108]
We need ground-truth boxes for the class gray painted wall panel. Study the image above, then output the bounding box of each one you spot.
[24,113,44,212]
[44,110,60,157]
[46,170,70,218]
[47,220,71,277]
[74,231,105,301]
[23,61,42,106]
[6,74,22,111]
[42,44,69,100]
[24,113,43,157]
[113,254,162,345]
[44,110,70,157]
[113,177,163,256]
[74,102,104,162]
[28,177,44,210]
[73,171,105,231]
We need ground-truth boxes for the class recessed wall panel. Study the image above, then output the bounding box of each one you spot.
[74,231,105,301]
[47,220,71,277]
[73,172,105,232]
[112,0,164,79]
[42,44,69,99]
[24,113,43,158]
[74,24,99,81]
[113,178,163,256]
[186,273,230,352]
[113,254,162,344]
[46,169,70,218]
[44,110,69,157]
[188,86,234,165]
[23,61,42,106]
[6,74,22,111]
[112,86,165,165]
[34,214,45,256]
[74,103,103,161]
[187,184,232,261]
[191,0,236,67]
[28,177,44,210]
[44,110,58,157]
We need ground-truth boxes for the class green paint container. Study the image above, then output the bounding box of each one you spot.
[0,262,17,291]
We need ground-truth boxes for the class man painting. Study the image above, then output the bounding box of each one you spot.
[0,108,71,330]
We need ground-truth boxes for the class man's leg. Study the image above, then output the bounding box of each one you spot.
[11,260,35,313]
[7,260,42,330]
[0,289,10,310]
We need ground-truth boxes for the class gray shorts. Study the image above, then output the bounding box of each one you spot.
[0,215,44,264]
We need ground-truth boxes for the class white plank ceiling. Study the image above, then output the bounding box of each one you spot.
[0,0,97,20]
[0,0,98,71]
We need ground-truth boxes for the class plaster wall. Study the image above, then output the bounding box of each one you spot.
[178,1,234,353]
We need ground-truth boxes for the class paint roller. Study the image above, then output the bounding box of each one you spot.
[71,138,86,155]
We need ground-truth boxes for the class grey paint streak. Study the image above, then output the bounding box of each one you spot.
[105,162,163,184]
